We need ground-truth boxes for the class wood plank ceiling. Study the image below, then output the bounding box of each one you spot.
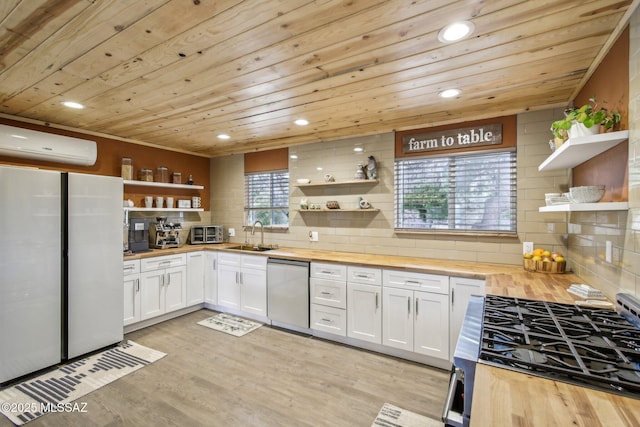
[0,0,637,157]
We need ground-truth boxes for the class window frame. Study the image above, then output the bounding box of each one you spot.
[393,148,517,236]
[243,169,290,229]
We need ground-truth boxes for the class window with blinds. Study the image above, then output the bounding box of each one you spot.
[394,150,517,233]
[244,170,289,227]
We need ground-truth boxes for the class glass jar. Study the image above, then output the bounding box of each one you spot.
[121,158,133,180]
[156,166,169,183]
[139,168,153,182]
[172,172,182,184]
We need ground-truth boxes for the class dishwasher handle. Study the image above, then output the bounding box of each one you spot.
[267,258,309,268]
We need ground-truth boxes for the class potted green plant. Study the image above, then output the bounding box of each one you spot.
[550,97,620,142]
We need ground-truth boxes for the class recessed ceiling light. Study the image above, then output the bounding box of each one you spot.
[294,119,309,126]
[61,101,84,109]
[290,154,298,159]
[439,88,461,98]
[353,146,364,152]
[438,21,474,43]
[316,167,323,171]
[217,134,230,140]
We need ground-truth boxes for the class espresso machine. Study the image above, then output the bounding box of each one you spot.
[128,218,150,253]
[150,217,182,249]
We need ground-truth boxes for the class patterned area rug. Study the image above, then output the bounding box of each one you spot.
[0,341,165,426]
[372,403,444,427]
[197,312,263,337]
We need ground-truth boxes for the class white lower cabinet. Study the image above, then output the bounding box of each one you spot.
[186,251,205,306]
[140,254,187,320]
[204,252,218,305]
[347,266,382,344]
[217,252,267,316]
[123,259,141,326]
[310,262,347,336]
[382,269,450,360]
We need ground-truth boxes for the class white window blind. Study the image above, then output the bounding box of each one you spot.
[394,151,517,233]
[244,170,289,227]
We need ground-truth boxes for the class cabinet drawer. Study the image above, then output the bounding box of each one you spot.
[241,254,267,270]
[123,259,140,275]
[310,278,346,309]
[310,262,347,281]
[347,266,382,286]
[383,269,449,294]
[310,304,346,337]
[141,254,186,272]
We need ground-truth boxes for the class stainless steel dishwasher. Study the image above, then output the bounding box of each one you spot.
[267,258,310,333]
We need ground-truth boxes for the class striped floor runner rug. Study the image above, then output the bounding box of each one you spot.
[0,341,165,425]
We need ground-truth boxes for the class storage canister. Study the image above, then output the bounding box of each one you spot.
[172,172,182,184]
[156,166,169,183]
[140,168,153,182]
[121,157,133,180]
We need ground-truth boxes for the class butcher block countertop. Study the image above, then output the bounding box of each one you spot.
[125,245,640,425]
[125,244,578,293]
[471,364,640,427]
[125,244,584,303]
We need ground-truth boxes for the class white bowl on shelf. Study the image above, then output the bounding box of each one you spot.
[296,178,310,184]
[569,185,605,203]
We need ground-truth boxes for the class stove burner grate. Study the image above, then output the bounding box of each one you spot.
[479,295,640,398]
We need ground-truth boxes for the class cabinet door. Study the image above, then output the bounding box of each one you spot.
[123,273,141,326]
[217,264,241,310]
[240,267,267,316]
[204,252,218,305]
[164,265,187,313]
[414,290,449,359]
[347,283,381,344]
[382,287,413,351]
[140,270,165,320]
[186,251,205,306]
[450,277,485,356]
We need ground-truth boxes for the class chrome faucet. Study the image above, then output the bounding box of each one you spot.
[251,220,264,247]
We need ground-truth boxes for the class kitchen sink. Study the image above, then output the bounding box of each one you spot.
[226,245,273,252]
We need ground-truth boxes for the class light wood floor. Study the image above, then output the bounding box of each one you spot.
[1,309,449,426]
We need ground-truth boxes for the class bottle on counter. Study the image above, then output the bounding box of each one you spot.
[187,174,194,185]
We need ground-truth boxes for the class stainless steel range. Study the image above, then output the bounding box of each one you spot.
[443,293,640,427]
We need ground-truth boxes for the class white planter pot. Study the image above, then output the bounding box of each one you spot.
[568,122,600,139]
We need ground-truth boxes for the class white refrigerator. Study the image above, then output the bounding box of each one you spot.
[0,166,123,383]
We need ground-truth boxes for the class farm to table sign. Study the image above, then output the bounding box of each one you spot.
[402,123,503,154]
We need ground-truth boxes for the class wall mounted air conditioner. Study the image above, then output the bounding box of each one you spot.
[0,124,97,166]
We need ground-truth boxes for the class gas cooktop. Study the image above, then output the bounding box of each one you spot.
[479,295,640,398]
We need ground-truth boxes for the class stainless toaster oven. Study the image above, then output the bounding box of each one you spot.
[190,225,223,244]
